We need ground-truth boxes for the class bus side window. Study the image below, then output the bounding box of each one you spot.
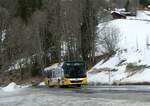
[52,70,56,78]
[61,69,64,76]
[58,69,61,77]
[59,69,62,77]
[56,69,59,78]
[55,69,58,78]
[52,71,54,78]
[48,71,52,78]
[44,71,47,77]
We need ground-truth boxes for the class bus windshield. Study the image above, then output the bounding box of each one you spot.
[63,62,86,78]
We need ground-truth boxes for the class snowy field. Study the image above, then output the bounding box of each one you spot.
[88,10,150,85]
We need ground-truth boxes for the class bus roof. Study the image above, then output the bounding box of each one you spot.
[44,63,59,72]
[44,61,85,72]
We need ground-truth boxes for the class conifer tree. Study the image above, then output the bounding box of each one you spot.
[140,0,149,6]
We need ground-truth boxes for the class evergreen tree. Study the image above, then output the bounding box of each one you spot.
[140,0,150,6]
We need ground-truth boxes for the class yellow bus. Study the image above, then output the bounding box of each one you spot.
[43,61,88,87]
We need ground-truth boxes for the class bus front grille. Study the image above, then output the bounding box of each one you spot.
[71,80,82,83]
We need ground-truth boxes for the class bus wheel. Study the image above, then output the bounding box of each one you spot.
[48,85,54,88]
[60,85,68,88]
[77,85,81,87]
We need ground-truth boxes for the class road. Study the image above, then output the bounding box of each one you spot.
[1,85,150,106]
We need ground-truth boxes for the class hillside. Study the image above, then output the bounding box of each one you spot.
[88,10,150,85]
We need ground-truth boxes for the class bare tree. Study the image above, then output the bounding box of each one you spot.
[5,18,31,79]
[5,15,47,79]
[0,7,10,71]
[0,7,9,32]
[60,0,82,61]
[29,10,48,72]
[97,25,120,55]
[46,0,62,63]
[0,0,17,16]
[80,0,109,65]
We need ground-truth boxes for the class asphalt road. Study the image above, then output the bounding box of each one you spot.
[1,85,150,106]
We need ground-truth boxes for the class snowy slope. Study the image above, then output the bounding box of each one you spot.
[88,11,150,84]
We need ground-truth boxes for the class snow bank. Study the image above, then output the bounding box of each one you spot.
[88,11,150,85]
[2,82,30,92]
[38,82,45,86]
[2,82,20,92]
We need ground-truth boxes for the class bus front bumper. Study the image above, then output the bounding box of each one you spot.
[62,78,88,85]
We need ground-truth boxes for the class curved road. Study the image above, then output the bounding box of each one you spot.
[1,85,150,106]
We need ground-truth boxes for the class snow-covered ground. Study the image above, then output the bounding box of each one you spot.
[0,92,150,106]
[88,10,150,85]
[1,87,150,106]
